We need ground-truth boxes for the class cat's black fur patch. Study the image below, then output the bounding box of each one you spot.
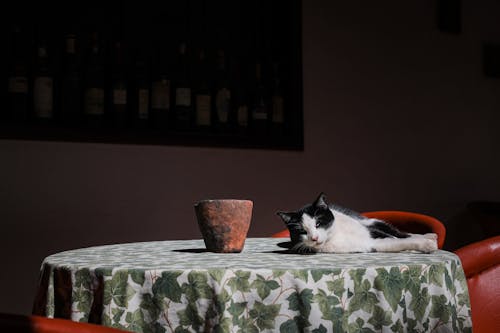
[367,220,409,239]
[303,204,334,230]
[279,201,334,246]
[329,203,365,220]
[276,211,306,245]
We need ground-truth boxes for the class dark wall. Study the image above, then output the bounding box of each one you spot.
[1,0,499,315]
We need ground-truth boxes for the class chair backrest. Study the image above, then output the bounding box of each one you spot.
[454,235,500,333]
[271,229,290,238]
[272,210,446,249]
[362,211,446,249]
[0,313,127,333]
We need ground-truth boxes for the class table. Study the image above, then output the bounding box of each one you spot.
[33,238,472,332]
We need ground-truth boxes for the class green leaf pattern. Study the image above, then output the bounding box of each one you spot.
[36,238,473,332]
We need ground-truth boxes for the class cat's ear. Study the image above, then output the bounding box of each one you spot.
[276,211,293,224]
[313,192,329,209]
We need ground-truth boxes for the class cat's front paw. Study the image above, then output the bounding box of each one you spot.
[418,238,438,253]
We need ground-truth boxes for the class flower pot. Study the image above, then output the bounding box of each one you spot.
[194,199,253,253]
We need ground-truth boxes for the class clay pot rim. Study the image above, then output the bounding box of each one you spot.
[194,199,253,206]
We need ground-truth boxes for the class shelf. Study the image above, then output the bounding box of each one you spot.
[0,123,303,151]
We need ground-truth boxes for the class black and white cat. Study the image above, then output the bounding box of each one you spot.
[277,193,438,254]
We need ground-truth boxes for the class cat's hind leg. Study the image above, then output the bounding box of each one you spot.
[372,236,437,253]
[424,233,438,240]
[408,233,438,241]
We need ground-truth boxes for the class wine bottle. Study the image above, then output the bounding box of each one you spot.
[194,49,211,129]
[214,49,231,131]
[110,41,128,128]
[150,47,170,130]
[132,53,150,128]
[235,86,249,135]
[174,42,193,131]
[270,62,285,136]
[250,62,268,135]
[83,32,105,127]
[232,60,249,134]
[60,32,81,125]
[7,25,29,123]
[33,38,54,122]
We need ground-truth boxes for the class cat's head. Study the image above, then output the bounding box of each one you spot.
[276,192,334,248]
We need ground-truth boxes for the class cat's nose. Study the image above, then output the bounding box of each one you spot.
[311,235,318,242]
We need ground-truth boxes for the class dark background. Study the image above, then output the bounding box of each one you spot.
[1,0,500,315]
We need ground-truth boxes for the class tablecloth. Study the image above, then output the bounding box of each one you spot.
[33,238,472,332]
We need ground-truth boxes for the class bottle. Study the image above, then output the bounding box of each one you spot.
[270,63,285,136]
[110,41,128,128]
[232,60,249,134]
[132,53,150,128]
[83,32,105,127]
[174,42,193,131]
[150,47,170,130]
[213,49,231,131]
[60,32,81,125]
[33,38,54,122]
[250,62,268,135]
[194,49,212,130]
[7,25,29,123]
[235,85,249,135]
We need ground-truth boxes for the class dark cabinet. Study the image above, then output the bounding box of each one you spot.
[1,0,303,150]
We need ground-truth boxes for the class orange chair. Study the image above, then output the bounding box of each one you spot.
[272,210,446,249]
[454,235,500,333]
[362,211,446,249]
[271,229,290,238]
[0,312,128,333]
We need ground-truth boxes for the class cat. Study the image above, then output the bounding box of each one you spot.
[276,193,438,254]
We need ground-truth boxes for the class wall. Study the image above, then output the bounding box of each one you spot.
[1,0,499,315]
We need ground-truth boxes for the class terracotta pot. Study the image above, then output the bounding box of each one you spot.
[194,199,253,253]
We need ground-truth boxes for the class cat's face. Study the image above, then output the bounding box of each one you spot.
[277,193,334,246]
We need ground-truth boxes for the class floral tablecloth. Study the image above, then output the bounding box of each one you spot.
[33,238,472,332]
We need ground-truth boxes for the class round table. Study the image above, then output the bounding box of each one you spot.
[33,238,472,332]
